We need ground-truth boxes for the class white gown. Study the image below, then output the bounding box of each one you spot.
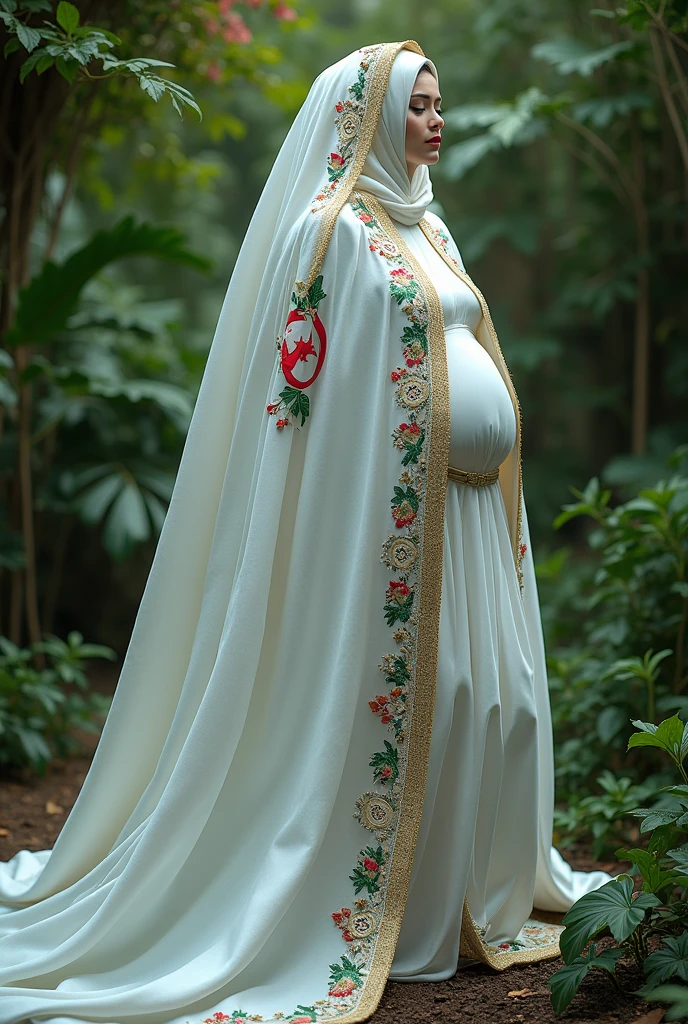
[388,221,612,981]
[0,214,613,1024]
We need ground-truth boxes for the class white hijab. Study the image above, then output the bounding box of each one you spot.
[357,48,438,225]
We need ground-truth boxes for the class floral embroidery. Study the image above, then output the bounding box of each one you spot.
[266,275,327,430]
[310,45,385,213]
[327,957,365,998]
[383,578,415,624]
[349,844,386,893]
[319,191,435,1013]
[424,220,461,269]
[476,918,565,955]
[392,419,424,464]
[332,903,379,941]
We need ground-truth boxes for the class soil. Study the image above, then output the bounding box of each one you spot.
[0,665,668,1024]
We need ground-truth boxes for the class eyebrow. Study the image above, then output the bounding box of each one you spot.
[410,92,442,103]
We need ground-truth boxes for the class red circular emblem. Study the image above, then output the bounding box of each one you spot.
[280,308,327,390]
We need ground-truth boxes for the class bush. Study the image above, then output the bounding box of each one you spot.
[547,713,688,1017]
[0,631,116,774]
[540,445,688,846]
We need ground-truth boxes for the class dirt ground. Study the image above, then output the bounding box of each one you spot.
[0,672,667,1024]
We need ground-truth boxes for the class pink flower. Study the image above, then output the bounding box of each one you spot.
[206,61,222,81]
[222,12,252,43]
[274,2,297,19]
[380,766,392,780]
[218,0,236,12]
[276,418,289,429]
[329,151,345,167]
[363,856,379,871]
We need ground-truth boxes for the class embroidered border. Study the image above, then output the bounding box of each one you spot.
[310,45,385,214]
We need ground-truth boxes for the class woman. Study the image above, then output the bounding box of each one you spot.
[0,40,612,1024]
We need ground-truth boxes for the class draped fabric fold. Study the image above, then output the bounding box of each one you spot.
[0,40,612,1024]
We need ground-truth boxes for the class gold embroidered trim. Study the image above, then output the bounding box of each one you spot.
[303,40,425,295]
[419,216,525,592]
[459,898,562,969]
[447,465,499,486]
[354,193,560,981]
[333,190,450,1023]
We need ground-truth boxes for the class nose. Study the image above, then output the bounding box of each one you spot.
[431,110,444,130]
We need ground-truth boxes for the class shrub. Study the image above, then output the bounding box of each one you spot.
[547,713,688,1016]
[0,631,116,774]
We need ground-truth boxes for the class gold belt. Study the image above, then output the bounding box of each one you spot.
[447,465,500,487]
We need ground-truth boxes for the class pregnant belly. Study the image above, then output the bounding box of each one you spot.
[446,326,517,474]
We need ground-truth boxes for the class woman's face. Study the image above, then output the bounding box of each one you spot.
[405,68,444,181]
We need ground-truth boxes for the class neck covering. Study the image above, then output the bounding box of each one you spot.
[0,42,532,1024]
[357,49,438,224]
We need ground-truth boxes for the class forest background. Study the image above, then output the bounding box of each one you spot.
[1,0,687,869]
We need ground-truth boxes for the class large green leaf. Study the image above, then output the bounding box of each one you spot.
[547,943,625,1015]
[532,37,633,76]
[6,217,212,349]
[642,933,688,991]
[102,482,150,558]
[88,379,194,432]
[571,91,652,128]
[629,714,687,764]
[70,461,176,559]
[441,134,500,180]
[559,875,660,963]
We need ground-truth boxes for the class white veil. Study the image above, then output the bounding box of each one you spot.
[357,49,436,225]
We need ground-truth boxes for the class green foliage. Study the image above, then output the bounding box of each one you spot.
[553,771,656,859]
[0,631,115,773]
[547,715,688,1015]
[544,447,688,831]
[2,0,202,116]
[6,216,212,350]
[0,217,210,568]
[547,943,626,1016]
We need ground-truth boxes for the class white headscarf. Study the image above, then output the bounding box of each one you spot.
[356,48,438,225]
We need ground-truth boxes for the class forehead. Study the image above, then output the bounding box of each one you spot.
[411,69,441,96]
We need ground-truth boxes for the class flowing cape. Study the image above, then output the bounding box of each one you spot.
[0,41,567,1024]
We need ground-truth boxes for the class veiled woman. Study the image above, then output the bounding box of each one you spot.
[0,40,613,1024]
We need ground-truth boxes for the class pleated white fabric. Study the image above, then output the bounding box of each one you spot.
[388,217,613,982]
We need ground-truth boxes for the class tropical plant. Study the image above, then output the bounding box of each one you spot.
[543,446,688,811]
[0,0,307,652]
[547,712,688,1016]
[0,630,115,772]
